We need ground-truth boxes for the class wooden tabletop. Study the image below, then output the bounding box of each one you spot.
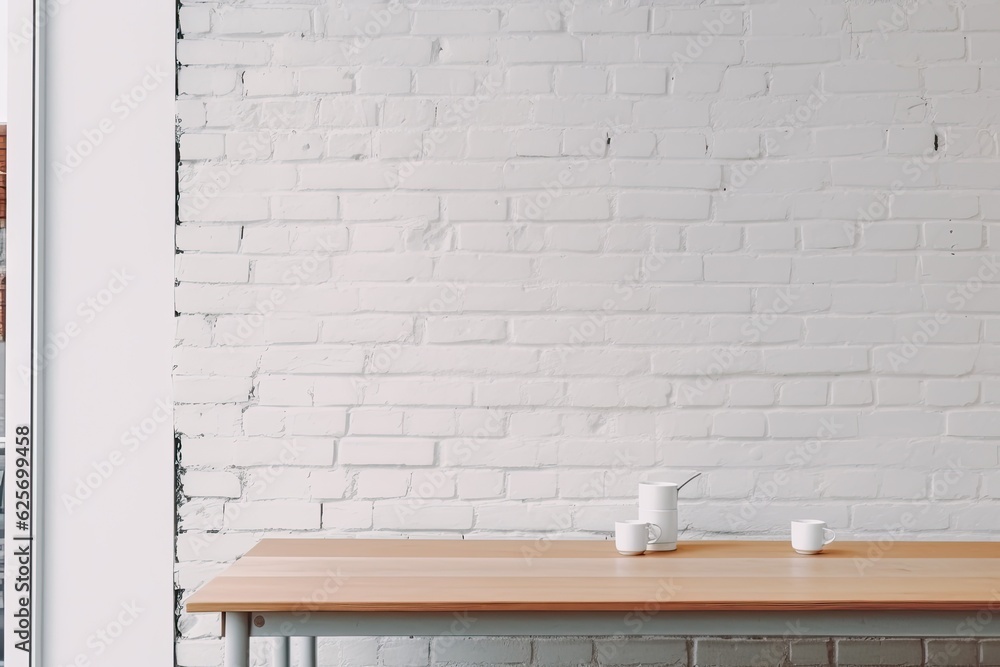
[185,539,1000,613]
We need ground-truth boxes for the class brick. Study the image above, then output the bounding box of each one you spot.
[535,639,593,666]
[338,438,435,465]
[321,501,373,530]
[223,501,320,530]
[212,9,311,35]
[746,37,841,64]
[835,639,922,666]
[431,638,530,664]
[412,9,499,34]
[695,639,788,667]
[949,412,1000,436]
[179,133,226,161]
[596,638,687,666]
[825,65,919,92]
[789,640,831,666]
[614,67,667,94]
[497,36,582,63]
[982,640,1000,666]
[382,638,430,667]
[182,470,242,498]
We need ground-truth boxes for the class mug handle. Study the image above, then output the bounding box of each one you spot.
[823,529,836,546]
[647,523,662,543]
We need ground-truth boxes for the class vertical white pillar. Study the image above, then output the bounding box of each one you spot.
[224,613,251,667]
[273,636,290,667]
[293,636,317,667]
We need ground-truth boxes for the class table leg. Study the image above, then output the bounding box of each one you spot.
[293,636,317,667]
[224,612,251,667]
[273,637,290,667]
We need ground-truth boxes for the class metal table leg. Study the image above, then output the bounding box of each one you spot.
[273,636,290,667]
[293,636,317,667]
[224,612,251,667]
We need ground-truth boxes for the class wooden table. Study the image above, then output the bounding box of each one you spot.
[186,539,1000,667]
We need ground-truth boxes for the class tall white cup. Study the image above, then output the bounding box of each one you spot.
[638,482,678,510]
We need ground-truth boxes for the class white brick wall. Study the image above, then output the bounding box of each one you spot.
[176,0,1000,663]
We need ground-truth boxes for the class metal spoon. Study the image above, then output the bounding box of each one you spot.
[677,471,702,492]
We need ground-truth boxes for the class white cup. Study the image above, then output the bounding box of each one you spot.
[791,520,836,554]
[615,520,661,556]
[639,508,677,552]
[639,482,678,510]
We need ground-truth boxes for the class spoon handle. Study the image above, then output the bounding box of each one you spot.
[677,471,702,491]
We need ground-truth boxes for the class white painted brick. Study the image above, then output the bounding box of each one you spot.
[569,7,648,34]
[321,501,373,529]
[182,470,242,498]
[712,130,760,159]
[618,193,710,220]
[831,380,874,406]
[177,40,271,66]
[948,412,1000,436]
[224,500,320,530]
[514,129,561,157]
[712,412,766,438]
[887,126,937,155]
[924,65,979,93]
[778,380,828,407]
[425,316,506,343]
[325,5,410,36]
[212,9,311,36]
[582,35,637,64]
[298,68,353,94]
[457,470,506,499]
[176,255,250,284]
[639,37,742,65]
[652,8,744,36]
[813,127,885,156]
[437,37,492,64]
[750,6,844,36]
[412,9,499,34]
[503,4,559,31]
[862,33,967,62]
[271,193,338,220]
[704,256,790,283]
[745,225,795,252]
[506,65,552,93]
[356,469,410,498]
[179,67,239,96]
[375,503,474,530]
[357,67,411,94]
[926,223,984,250]
[179,133,225,161]
[508,471,558,499]
[614,67,667,95]
[416,69,476,95]
[497,36,582,63]
[554,66,607,94]
[746,37,841,64]
[338,438,436,465]
[325,133,371,159]
[825,65,919,92]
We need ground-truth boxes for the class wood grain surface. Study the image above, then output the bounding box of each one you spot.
[185,539,1000,613]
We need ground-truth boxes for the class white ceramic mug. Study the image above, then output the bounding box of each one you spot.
[639,508,677,552]
[615,520,661,556]
[791,520,836,554]
[639,482,678,510]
